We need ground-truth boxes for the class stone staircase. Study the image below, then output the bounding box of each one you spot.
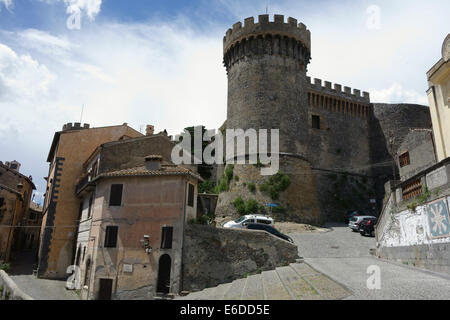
[177,262,352,300]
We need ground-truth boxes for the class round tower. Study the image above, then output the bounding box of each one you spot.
[223,14,311,155]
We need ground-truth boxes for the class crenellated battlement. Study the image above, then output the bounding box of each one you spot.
[306,77,371,118]
[307,77,370,103]
[62,122,90,132]
[223,14,311,56]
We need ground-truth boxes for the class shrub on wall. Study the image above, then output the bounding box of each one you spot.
[259,172,291,200]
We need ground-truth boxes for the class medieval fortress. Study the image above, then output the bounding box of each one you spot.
[215,14,432,223]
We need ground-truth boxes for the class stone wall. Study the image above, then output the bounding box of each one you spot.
[182,224,299,291]
[214,155,322,224]
[0,270,33,300]
[397,130,437,181]
[376,159,450,275]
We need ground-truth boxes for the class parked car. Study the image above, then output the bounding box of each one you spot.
[344,210,364,224]
[349,215,376,232]
[223,215,274,229]
[359,217,377,237]
[246,223,294,243]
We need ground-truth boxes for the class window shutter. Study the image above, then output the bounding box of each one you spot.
[104,226,118,248]
[187,184,195,207]
[161,226,173,249]
[109,184,123,206]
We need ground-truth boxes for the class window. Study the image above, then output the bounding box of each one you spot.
[109,184,123,207]
[82,247,86,261]
[88,195,94,218]
[161,226,174,249]
[257,219,271,225]
[187,183,195,207]
[312,115,321,129]
[399,152,410,168]
[104,226,119,248]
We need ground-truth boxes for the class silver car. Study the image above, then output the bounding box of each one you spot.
[349,215,376,232]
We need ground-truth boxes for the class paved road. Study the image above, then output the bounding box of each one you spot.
[290,223,450,300]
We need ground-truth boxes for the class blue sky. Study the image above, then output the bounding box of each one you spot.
[0,0,449,203]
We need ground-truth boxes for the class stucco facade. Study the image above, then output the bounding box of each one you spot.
[427,34,450,162]
[38,123,143,279]
[0,162,35,263]
[72,150,200,300]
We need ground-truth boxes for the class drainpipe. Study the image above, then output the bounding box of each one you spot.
[179,179,188,294]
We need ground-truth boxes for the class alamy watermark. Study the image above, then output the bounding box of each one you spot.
[366,5,382,30]
[171,127,280,176]
[366,265,381,290]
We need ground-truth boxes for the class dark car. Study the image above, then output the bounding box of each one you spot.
[246,223,294,243]
[344,210,363,224]
[359,217,377,237]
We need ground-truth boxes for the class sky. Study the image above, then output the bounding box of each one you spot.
[0,0,449,204]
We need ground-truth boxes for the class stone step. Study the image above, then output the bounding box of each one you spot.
[302,273,351,300]
[241,274,264,300]
[222,278,247,300]
[261,270,292,300]
[208,282,233,300]
[289,262,321,277]
[276,266,322,300]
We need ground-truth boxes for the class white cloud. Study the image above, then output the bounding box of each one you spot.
[0,43,56,102]
[370,83,428,105]
[64,0,102,21]
[0,0,12,11]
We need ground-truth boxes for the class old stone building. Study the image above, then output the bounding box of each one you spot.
[376,34,450,275]
[38,123,144,279]
[0,161,35,263]
[73,146,201,300]
[215,15,433,222]
[427,34,450,162]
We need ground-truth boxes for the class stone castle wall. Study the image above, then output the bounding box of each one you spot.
[182,224,298,291]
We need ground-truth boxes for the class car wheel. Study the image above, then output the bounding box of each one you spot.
[371,230,375,237]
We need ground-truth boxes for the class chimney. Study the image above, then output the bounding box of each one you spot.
[146,125,155,136]
[145,155,162,171]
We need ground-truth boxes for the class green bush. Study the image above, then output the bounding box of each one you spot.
[233,197,262,215]
[214,165,235,194]
[225,164,234,183]
[233,197,246,214]
[0,263,10,272]
[245,199,259,214]
[248,182,256,193]
[260,172,290,200]
[199,180,215,194]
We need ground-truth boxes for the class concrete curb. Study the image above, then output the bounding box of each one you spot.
[375,256,450,282]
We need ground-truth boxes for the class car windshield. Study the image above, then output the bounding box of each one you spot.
[234,216,247,223]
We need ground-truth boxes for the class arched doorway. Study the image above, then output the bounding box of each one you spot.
[157,254,171,294]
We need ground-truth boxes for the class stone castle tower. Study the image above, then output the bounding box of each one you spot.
[223,14,311,155]
[216,14,433,223]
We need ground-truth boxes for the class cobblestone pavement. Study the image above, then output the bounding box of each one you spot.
[9,275,79,300]
[290,223,450,300]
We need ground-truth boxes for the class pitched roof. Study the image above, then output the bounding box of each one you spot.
[97,164,203,181]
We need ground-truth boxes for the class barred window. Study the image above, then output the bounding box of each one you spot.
[399,152,410,168]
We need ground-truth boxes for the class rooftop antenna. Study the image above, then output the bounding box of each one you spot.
[266,5,268,14]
